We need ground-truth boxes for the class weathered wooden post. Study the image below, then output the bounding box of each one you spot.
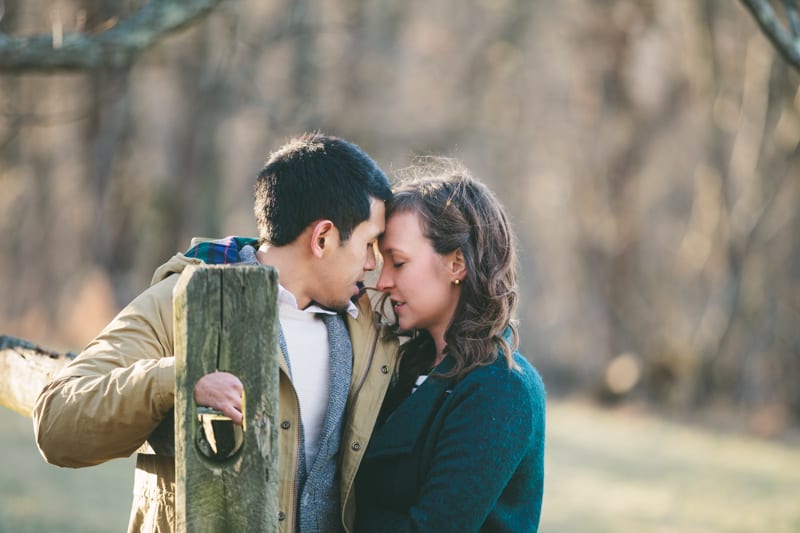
[0,336,74,417]
[173,264,280,532]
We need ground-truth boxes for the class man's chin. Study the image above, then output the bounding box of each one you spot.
[348,282,365,303]
[315,298,351,313]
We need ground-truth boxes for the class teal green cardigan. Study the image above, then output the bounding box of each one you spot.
[354,350,546,532]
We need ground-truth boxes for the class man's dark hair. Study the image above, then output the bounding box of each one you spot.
[254,132,392,246]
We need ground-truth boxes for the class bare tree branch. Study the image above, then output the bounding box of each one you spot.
[739,0,800,70]
[787,0,800,36]
[0,335,74,417]
[0,0,225,71]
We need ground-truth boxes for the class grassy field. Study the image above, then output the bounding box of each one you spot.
[542,399,800,533]
[1,399,798,532]
[0,409,134,533]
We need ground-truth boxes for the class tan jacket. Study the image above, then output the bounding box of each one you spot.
[33,250,397,533]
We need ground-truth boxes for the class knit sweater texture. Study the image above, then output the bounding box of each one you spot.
[355,351,546,532]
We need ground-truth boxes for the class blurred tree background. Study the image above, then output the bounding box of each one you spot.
[1,0,799,438]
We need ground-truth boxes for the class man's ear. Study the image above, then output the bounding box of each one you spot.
[449,248,467,282]
[310,220,336,258]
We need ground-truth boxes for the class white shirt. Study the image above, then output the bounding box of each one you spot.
[277,285,357,468]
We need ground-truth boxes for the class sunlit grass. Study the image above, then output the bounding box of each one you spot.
[0,409,134,533]
[543,399,800,533]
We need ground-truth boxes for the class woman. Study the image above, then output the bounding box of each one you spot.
[355,160,546,532]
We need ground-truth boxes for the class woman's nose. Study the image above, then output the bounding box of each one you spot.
[376,267,393,292]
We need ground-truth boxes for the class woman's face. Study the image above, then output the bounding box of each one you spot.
[377,211,461,344]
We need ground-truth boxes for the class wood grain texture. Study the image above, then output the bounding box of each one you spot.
[0,336,73,417]
[174,264,279,533]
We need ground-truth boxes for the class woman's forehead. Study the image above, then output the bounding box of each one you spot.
[380,211,425,250]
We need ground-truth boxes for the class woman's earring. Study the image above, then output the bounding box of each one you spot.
[452,279,461,286]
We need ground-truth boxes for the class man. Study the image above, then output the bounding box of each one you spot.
[33,133,398,533]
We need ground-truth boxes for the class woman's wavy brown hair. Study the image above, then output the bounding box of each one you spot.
[381,158,520,387]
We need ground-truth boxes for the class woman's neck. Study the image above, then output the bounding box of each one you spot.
[428,329,447,366]
[432,334,447,367]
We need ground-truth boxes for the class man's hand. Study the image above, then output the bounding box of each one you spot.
[194,371,244,425]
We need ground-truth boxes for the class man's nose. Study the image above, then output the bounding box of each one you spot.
[365,245,377,271]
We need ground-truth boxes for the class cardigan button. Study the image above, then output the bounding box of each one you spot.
[280,420,291,430]
[278,511,286,521]
[380,365,389,374]
[351,442,361,451]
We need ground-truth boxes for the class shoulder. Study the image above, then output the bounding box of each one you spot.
[464,351,544,394]
[455,352,546,418]
[150,251,204,286]
[437,352,545,451]
[510,353,546,406]
[133,272,180,309]
[110,270,184,333]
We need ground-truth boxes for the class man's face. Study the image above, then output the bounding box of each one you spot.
[312,198,385,311]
